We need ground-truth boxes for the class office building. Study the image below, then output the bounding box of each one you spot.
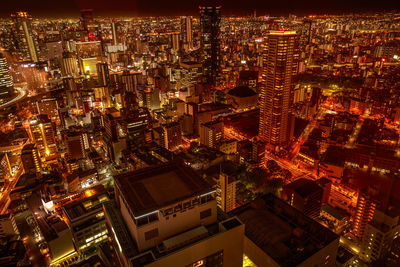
[360,209,400,262]
[64,127,89,160]
[35,98,59,120]
[11,11,39,62]
[80,9,96,37]
[282,178,323,219]
[121,71,143,93]
[352,189,377,241]
[0,153,11,180]
[199,4,221,85]
[29,114,58,158]
[0,213,19,237]
[231,194,339,267]
[97,62,110,86]
[180,16,193,50]
[162,122,182,151]
[76,41,102,75]
[258,31,298,148]
[104,161,244,267]
[177,61,203,89]
[0,52,13,103]
[200,120,223,149]
[171,33,180,52]
[62,192,109,253]
[215,161,240,212]
[251,138,266,167]
[61,52,80,77]
[103,108,121,142]
[111,19,118,46]
[21,144,42,175]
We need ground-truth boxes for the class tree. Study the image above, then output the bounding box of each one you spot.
[236,182,254,205]
[262,178,284,197]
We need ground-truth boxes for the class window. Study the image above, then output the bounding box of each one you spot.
[200,208,212,219]
[144,228,159,241]
[185,250,223,267]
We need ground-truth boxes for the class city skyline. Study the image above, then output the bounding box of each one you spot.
[1,1,400,17]
[0,2,400,267]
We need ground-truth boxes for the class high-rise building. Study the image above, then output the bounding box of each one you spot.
[360,209,400,262]
[76,41,103,75]
[352,189,377,241]
[171,33,180,52]
[80,9,96,38]
[0,153,11,180]
[162,122,182,151]
[215,161,240,212]
[61,52,79,77]
[0,213,19,237]
[200,120,223,148]
[29,114,58,158]
[62,191,109,253]
[180,16,193,49]
[0,52,13,103]
[199,4,221,85]
[231,194,339,267]
[282,178,323,219]
[97,62,110,86]
[21,144,42,176]
[64,127,89,160]
[103,109,120,142]
[121,71,142,94]
[258,31,299,148]
[11,12,39,62]
[300,19,312,48]
[251,138,266,167]
[104,161,244,267]
[111,19,118,46]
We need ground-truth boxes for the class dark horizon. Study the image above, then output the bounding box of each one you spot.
[1,0,400,18]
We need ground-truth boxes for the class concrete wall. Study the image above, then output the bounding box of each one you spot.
[147,222,244,267]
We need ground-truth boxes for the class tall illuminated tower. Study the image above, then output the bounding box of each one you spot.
[199,4,221,85]
[0,52,13,103]
[11,12,39,62]
[180,16,193,49]
[258,31,299,148]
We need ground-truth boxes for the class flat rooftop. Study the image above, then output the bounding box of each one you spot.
[114,161,213,217]
[230,194,339,267]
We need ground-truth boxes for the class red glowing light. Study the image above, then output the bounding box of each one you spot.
[381,58,386,62]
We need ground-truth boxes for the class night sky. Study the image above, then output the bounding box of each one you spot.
[1,0,400,18]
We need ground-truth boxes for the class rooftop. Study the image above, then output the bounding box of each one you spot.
[285,178,322,198]
[114,161,213,217]
[227,86,257,98]
[230,194,339,267]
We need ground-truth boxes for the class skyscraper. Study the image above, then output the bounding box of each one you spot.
[171,33,180,52]
[180,16,193,49]
[199,4,221,85]
[111,19,118,46]
[11,12,39,62]
[258,31,299,148]
[61,52,79,77]
[80,9,96,39]
[97,62,110,86]
[0,52,13,103]
[21,144,42,176]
